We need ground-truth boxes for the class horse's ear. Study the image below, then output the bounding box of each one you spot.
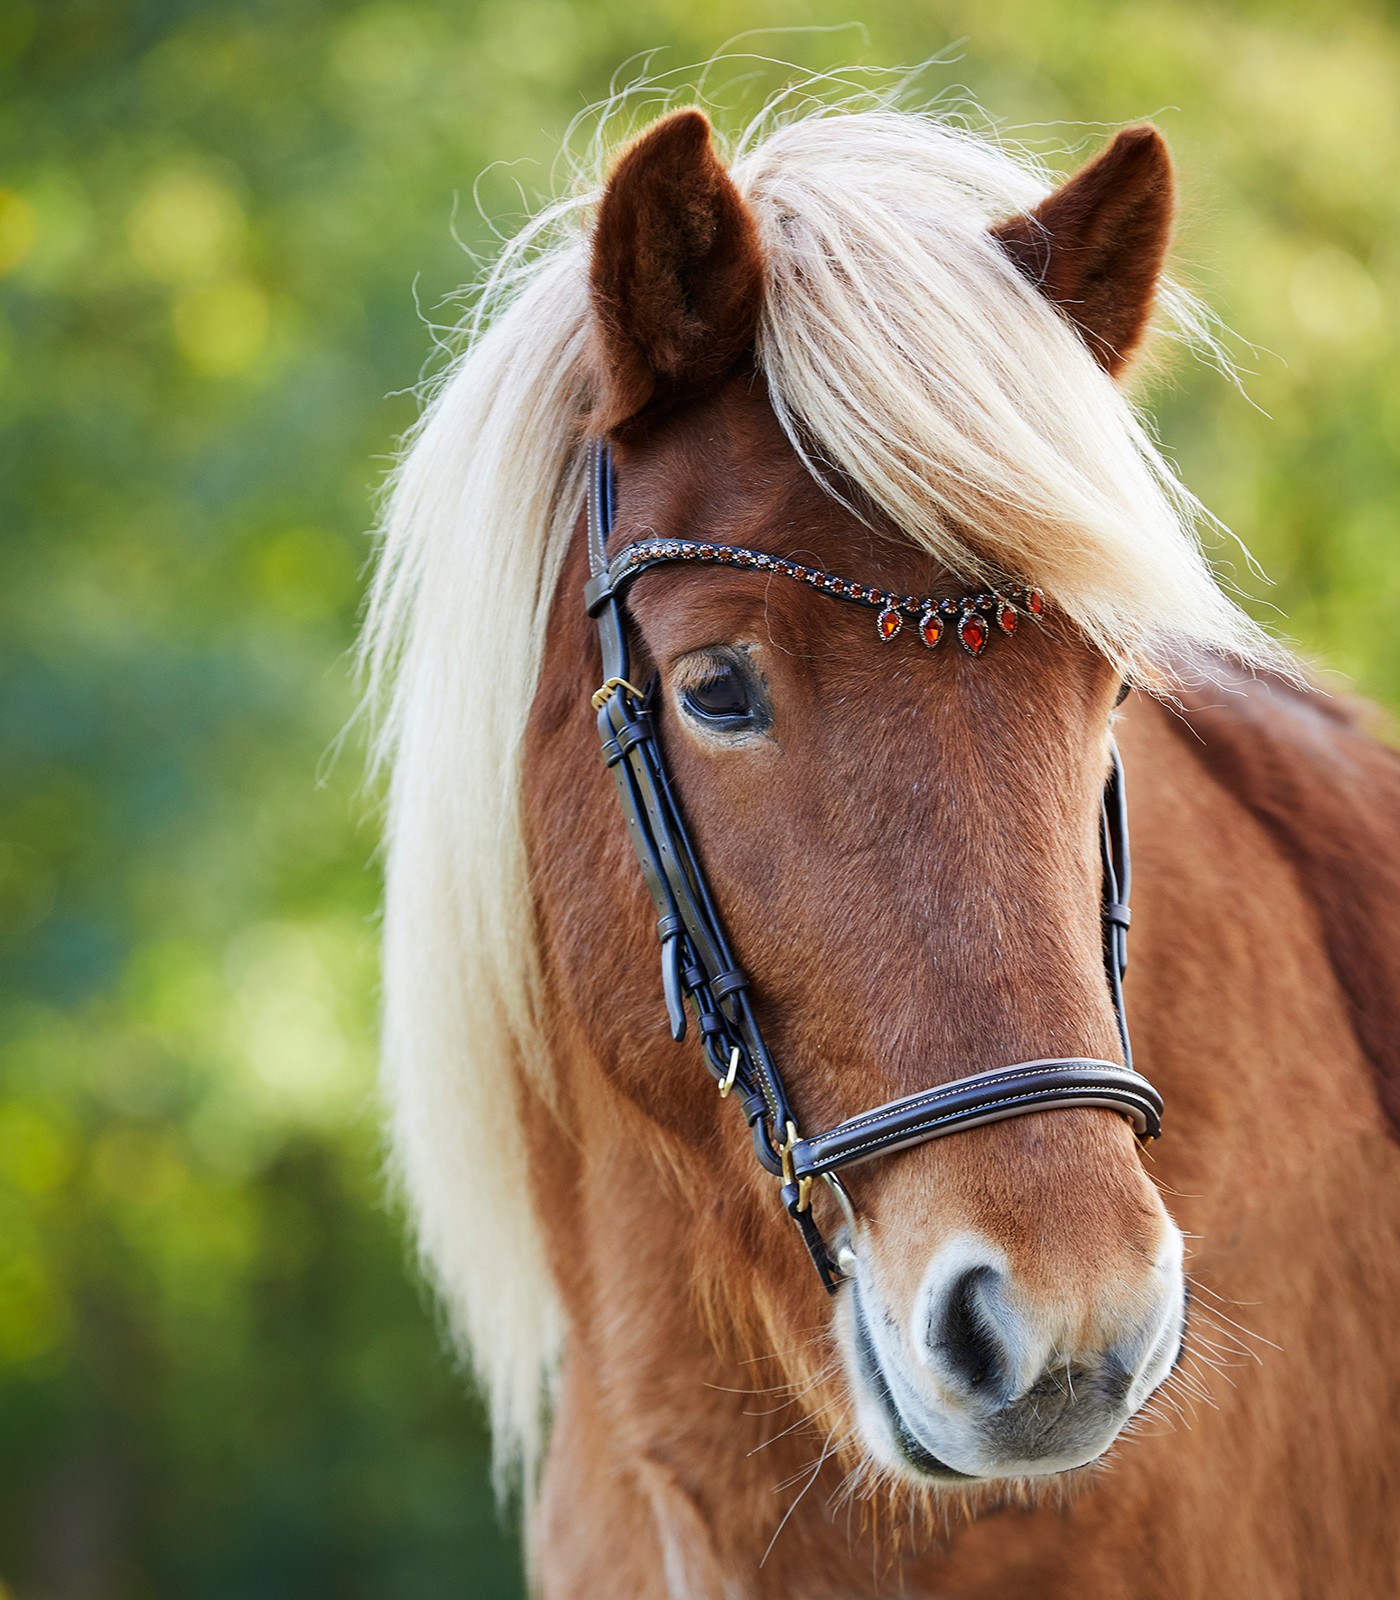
[991,125,1174,376]
[589,109,765,432]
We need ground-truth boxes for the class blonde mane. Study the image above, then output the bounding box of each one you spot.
[363,94,1280,1492]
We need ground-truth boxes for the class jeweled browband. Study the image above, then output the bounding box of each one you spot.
[596,537,1045,655]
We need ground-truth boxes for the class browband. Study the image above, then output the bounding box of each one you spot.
[586,536,1045,656]
[585,440,1161,1292]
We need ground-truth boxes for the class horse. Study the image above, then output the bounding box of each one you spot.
[365,99,1400,1598]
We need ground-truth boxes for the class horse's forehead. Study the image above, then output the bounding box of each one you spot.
[613,382,836,528]
[610,383,940,594]
[616,377,796,468]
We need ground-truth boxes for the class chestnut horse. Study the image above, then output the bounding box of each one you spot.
[368,102,1400,1597]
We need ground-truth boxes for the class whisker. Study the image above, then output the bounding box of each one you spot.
[761,1430,839,1566]
[1188,1286,1281,1350]
[748,1405,827,1458]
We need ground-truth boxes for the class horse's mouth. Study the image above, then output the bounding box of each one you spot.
[851,1295,980,1482]
[846,1274,1187,1485]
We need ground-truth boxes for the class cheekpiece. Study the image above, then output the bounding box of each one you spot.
[618,538,1044,656]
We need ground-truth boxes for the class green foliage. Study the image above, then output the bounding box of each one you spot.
[1,1,1395,1595]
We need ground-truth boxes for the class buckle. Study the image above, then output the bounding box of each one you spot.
[777,1120,813,1212]
[717,1046,740,1098]
[590,676,645,710]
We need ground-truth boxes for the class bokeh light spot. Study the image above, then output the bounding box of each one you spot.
[254,526,357,621]
[0,1102,78,1195]
[127,166,246,285]
[1290,246,1384,345]
[0,190,36,275]
[172,276,269,375]
[331,7,433,98]
[90,1123,188,1206]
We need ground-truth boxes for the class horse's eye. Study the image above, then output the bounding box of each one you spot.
[682,662,753,726]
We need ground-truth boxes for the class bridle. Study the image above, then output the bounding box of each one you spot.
[582,440,1163,1292]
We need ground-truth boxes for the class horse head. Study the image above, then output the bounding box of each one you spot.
[372,100,1284,1547]
[524,110,1192,1486]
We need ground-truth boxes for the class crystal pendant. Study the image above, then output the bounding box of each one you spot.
[958,610,989,656]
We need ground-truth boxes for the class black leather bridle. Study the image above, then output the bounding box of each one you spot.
[582,441,1162,1292]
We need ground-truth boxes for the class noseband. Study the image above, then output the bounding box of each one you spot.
[582,441,1162,1292]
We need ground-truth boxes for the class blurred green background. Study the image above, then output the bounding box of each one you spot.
[1,1,1395,1596]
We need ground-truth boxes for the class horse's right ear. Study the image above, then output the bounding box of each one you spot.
[589,109,765,433]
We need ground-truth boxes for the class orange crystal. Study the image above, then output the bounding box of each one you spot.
[959,613,988,655]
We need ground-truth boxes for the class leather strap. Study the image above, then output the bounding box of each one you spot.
[589,449,795,1171]
[584,440,1161,1292]
[790,1058,1161,1180]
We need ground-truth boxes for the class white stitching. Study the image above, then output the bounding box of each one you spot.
[802,1060,1132,1143]
[801,1082,1154,1167]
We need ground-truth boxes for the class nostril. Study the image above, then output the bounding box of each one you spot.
[929,1266,1009,1394]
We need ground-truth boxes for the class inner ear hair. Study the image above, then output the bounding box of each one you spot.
[991,125,1175,376]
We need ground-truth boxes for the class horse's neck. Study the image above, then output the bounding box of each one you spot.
[1162,664,1400,1137]
[529,679,1400,1600]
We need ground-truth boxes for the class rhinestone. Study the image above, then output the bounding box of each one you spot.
[919,610,943,649]
[997,603,1018,635]
[959,611,989,656]
[877,607,902,641]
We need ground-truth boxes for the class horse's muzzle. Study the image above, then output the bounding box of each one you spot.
[842,1227,1187,1482]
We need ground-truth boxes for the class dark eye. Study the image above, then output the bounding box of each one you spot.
[682,662,753,726]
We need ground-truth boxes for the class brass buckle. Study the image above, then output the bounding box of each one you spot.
[590,676,645,710]
[717,1046,740,1098]
[778,1120,813,1212]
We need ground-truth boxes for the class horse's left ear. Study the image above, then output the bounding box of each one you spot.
[991,125,1174,377]
[589,109,765,432]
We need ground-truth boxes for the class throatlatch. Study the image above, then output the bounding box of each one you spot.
[583,441,1162,1292]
